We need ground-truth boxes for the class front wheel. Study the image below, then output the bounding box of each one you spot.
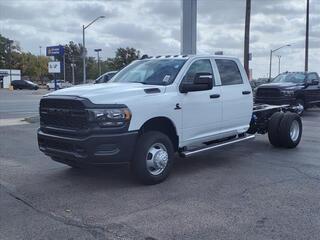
[131,131,174,185]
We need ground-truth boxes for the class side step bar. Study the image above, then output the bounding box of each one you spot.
[180,134,255,158]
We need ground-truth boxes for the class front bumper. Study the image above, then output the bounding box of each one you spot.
[38,129,138,165]
[255,97,296,106]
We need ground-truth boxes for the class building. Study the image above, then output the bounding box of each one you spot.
[0,69,21,88]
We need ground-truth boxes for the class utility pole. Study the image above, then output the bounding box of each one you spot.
[277,55,281,74]
[39,46,42,56]
[244,0,251,77]
[94,48,102,76]
[305,0,309,72]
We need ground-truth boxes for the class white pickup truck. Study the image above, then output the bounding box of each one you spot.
[38,55,302,184]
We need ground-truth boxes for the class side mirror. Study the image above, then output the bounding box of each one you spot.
[180,73,213,93]
[312,79,319,85]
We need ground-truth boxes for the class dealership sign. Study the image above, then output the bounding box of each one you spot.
[48,61,61,73]
[46,45,64,56]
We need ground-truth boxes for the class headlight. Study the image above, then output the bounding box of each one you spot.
[281,90,295,96]
[88,108,131,127]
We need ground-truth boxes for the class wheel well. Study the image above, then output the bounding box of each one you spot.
[140,117,179,151]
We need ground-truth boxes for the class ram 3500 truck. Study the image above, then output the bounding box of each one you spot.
[38,55,302,184]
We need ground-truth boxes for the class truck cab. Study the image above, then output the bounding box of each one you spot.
[38,55,302,184]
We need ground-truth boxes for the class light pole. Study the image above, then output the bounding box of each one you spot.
[82,16,105,84]
[268,44,290,81]
[39,46,42,56]
[94,48,102,76]
[277,55,282,75]
[71,63,76,85]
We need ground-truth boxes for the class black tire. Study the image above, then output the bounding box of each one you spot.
[268,112,285,147]
[279,112,302,148]
[131,131,174,185]
[295,99,305,116]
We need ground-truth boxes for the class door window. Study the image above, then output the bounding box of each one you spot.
[216,59,243,85]
[182,59,213,85]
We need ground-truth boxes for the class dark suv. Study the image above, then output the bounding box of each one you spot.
[255,72,320,115]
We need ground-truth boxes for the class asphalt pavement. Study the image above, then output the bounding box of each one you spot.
[0,89,320,240]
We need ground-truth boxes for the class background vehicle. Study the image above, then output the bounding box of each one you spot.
[11,80,38,90]
[38,55,302,185]
[46,80,73,90]
[255,72,320,115]
[94,71,118,84]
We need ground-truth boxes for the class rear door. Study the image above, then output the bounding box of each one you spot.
[215,58,253,133]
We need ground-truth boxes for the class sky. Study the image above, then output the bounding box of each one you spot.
[0,0,319,78]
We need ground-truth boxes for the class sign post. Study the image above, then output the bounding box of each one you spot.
[46,45,65,86]
[48,61,61,90]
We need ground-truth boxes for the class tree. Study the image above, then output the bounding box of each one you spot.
[105,47,140,71]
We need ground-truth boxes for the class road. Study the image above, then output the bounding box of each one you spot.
[0,89,320,239]
[0,89,47,119]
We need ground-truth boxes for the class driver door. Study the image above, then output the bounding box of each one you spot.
[179,59,222,146]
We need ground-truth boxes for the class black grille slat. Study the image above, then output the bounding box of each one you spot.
[40,98,88,130]
[256,88,281,98]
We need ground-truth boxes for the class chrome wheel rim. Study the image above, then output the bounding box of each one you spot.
[290,120,300,142]
[146,143,168,176]
[296,103,304,115]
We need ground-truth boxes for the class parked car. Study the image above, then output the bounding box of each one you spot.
[38,55,302,185]
[46,80,73,90]
[11,80,39,90]
[255,72,320,115]
[94,71,118,84]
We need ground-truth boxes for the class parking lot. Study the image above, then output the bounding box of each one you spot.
[1,90,320,240]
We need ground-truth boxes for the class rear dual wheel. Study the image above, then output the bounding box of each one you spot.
[268,112,302,148]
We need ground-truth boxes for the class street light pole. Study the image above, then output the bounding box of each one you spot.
[82,16,105,84]
[277,55,282,74]
[268,44,290,81]
[71,63,76,85]
[94,48,102,76]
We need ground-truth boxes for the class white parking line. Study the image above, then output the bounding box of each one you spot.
[0,118,29,127]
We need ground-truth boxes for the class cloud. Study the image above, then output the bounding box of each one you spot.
[0,0,319,78]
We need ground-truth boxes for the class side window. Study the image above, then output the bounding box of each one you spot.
[182,59,214,85]
[104,75,110,82]
[307,73,318,81]
[216,59,243,86]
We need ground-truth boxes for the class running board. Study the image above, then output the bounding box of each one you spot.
[180,134,255,158]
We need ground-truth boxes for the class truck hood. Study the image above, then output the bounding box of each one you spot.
[47,82,165,104]
[258,82,304,90]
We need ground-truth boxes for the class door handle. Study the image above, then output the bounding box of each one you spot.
[210,94,220,99]
[242,91,251,95]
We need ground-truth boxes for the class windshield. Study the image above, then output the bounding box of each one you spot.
[110,59,187,85]
[272,73,306,84]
